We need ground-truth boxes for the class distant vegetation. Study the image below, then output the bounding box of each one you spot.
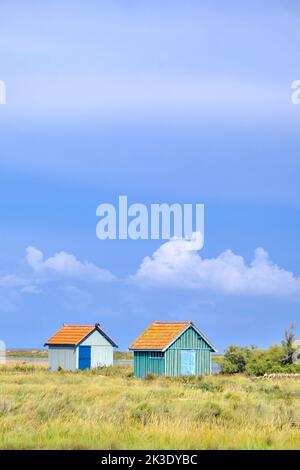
[219,324,300,376]
[0,362,300,449]
[6,350,133,360]
[6,349,48,358]
[114,350,133,360]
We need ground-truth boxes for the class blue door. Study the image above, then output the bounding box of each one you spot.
[181,350,196,375]
[79,346,91,370]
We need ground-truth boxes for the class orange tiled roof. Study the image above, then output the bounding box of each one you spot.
[45,324,117,346]
[129,321,191,351]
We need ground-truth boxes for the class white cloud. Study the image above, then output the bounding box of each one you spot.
[21,284,41,294]
[0,274,29,288]
[0,273,38,303]
[26,246,114,282]
[132,236,300,297]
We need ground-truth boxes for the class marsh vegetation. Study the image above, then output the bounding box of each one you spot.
[0,362,299,449]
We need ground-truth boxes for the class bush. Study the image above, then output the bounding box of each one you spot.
[144,373,156,381]
[267,364,300,374]
[219,326,300,377]
[244,345,286,376]
[219,359,240,374]
[193,380,224,392]
[195,402,224,421]
[219,345,254,374]
[221,345,300,377]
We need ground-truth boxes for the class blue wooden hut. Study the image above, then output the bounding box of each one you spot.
[129,321,216,378]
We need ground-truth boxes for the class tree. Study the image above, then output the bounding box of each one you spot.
[281,323,296,365]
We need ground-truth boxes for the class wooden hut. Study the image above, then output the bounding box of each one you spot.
[129,321,216,378]
[45,323,118,371]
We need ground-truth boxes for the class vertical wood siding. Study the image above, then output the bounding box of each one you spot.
[90,345,113,367]
[134,351,165,378]
[48,346,77,371]
[165,327,212,376]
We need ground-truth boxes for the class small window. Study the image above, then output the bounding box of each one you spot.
[150,351,164,358]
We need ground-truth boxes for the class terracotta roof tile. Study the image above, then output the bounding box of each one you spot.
[129,321,191,350]
[45,324,117,346]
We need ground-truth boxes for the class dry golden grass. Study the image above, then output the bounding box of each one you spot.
[0,363,299,449]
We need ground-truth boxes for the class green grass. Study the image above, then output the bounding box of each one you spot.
[0,363,299,449]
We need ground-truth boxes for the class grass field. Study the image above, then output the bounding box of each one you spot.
[0,363,299,449]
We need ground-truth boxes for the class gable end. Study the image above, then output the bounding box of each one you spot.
[78,326,118,348]
[164,324,216,352]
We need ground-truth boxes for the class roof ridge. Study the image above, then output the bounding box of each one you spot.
[153,321,190,324]
[63,324,94,327]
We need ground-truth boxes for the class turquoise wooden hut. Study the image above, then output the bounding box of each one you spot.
[129,321,217,378]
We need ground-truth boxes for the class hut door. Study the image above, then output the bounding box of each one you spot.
[181,350,196,375]
[79,346,91,370]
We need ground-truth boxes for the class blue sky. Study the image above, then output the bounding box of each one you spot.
[0,1,300,350]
